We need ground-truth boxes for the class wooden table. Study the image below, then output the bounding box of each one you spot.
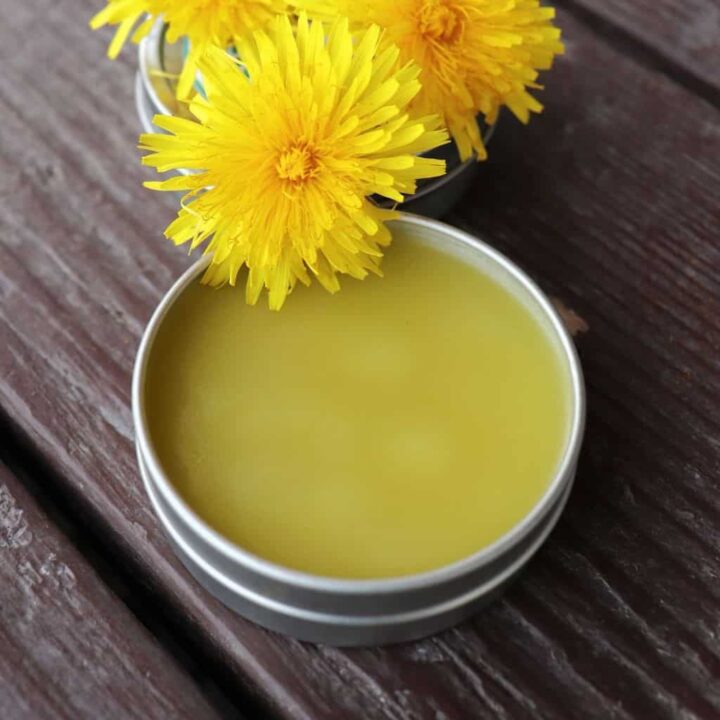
[1,0,719,717]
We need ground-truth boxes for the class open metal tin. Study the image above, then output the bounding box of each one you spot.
[132,214,585,646]
[134,21,496,219]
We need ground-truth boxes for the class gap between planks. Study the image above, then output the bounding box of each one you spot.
[0,411,268,720]
[555,0,720,111]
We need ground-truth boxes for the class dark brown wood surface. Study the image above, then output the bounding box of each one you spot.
[565,0,720,94]
[0,461,225,719]
[1,0,719,717]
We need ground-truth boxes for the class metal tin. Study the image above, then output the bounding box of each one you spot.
[132,214,585,646]
[134,22,496,219]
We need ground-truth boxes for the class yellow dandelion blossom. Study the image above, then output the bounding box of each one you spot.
[139,14,448,310]
[90,0,288,98]
[302,0,564,160]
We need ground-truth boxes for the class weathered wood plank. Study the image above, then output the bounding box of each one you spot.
[0,462,226,720]
[1,0,719,718]
[563,0,720,95]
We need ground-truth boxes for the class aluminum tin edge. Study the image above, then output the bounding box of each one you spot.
[132,213,586,597]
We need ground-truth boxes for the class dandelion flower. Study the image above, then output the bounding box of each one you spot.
[302,0,563,160]
[139,14,448,310]
[90,0,288,98]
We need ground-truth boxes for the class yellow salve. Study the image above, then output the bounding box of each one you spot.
[145,230,571,579]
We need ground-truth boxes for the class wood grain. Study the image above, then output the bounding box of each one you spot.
[564,0,720,95]
[0,462,224,720]
[1,0,719,718]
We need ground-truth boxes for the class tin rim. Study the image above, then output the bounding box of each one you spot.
[133,213,585,594]
[138,21,175,120]
[139,443,574,627]
[373,120,495,208]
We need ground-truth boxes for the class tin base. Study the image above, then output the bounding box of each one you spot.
[132,215,585,647]
[139,447,574,645]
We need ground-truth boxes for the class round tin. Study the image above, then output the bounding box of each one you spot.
[132,214,585,646]
[134,22,496,219]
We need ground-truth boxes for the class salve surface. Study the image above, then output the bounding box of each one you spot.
[146,232,570,579]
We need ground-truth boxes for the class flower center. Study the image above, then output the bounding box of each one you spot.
[276,143,319,183]
[417,0,465,44]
